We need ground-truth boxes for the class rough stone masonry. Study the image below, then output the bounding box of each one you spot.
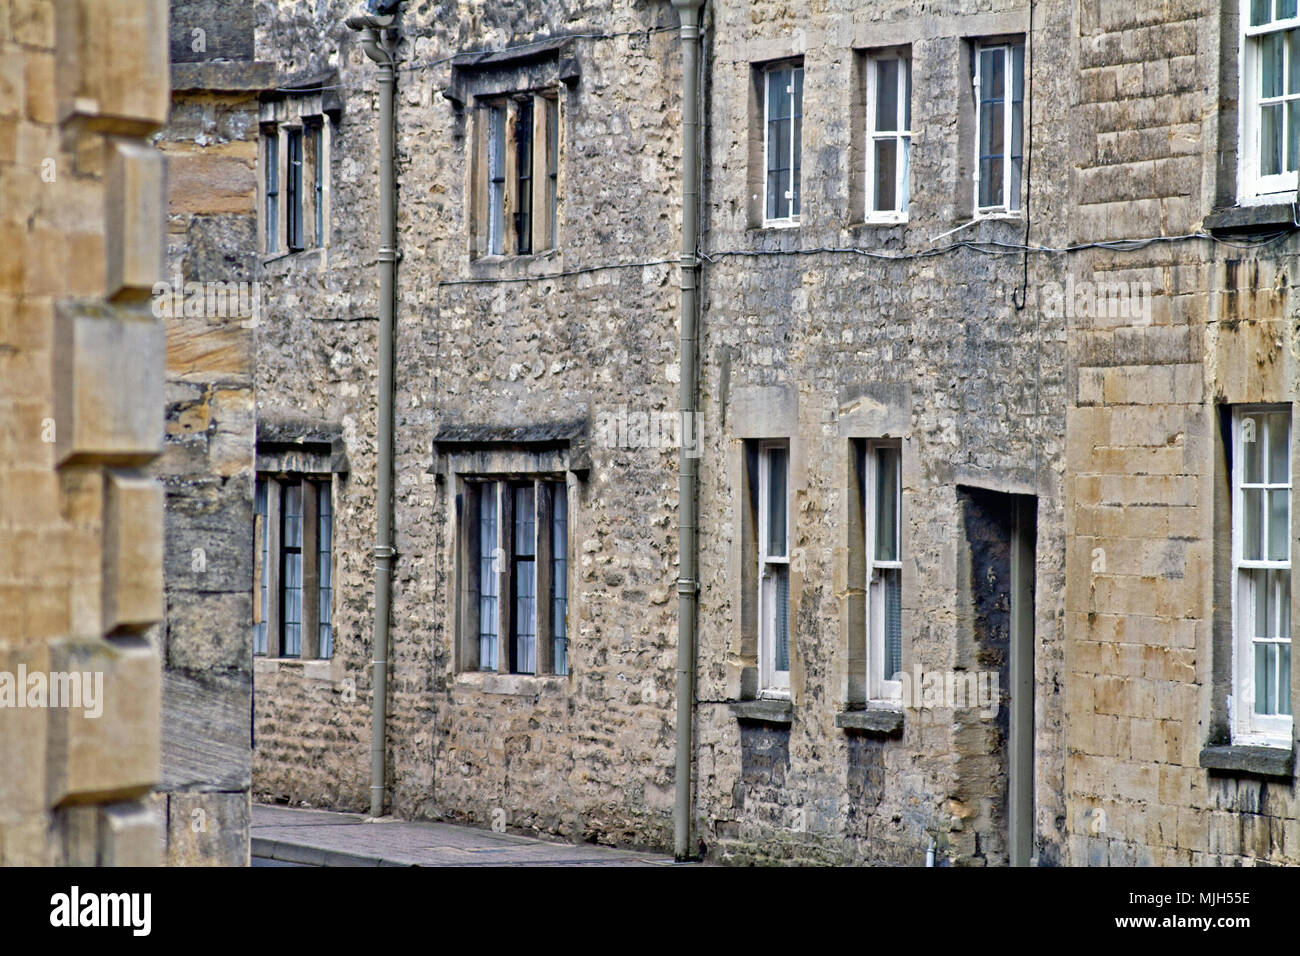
[237,0,1298,866]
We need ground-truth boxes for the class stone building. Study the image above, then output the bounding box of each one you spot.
[0,0,264,867]
[241,0,1297,866]
[0,0,171,865]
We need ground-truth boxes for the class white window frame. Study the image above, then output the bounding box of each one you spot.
[865,441,903,702]
[1238,1,1300,204]
[1231,405,1294,744]
[762,62,803,228]
[758,441,791,696]
[972,40,1025,217]
[865,53,911,223]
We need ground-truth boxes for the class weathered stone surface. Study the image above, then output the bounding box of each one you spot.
[103,471,165,631]
[160,668,252,792]
[166,790,251,866]
[53,304,165,465]
[46,636,161,806]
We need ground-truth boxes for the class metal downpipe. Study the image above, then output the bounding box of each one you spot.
[670,0,704,862]
[347,13,398,820]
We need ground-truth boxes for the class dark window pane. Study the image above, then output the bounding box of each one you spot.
[766,447,787,557]
[875,58,898,132]
[874,138,897,211]
[875,446,900,562]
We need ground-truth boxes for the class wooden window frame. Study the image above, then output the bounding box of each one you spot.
[463,477,570,675]
[254,475,334,660]
[473,91,561,258]
[864,51,912,222]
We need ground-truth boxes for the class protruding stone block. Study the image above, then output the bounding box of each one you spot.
[104,470,164,631]
[56,0,170,134]
[47,635,160,806]
[54,303,164,465]
[106,138,166,301]
[97,799,163,866]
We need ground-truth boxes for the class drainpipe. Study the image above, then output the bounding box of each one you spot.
[670,0,704,862]
[346,8,398,819]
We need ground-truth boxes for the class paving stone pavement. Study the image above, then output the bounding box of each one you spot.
[251,804,679,867]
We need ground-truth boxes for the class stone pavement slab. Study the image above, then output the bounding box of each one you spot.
[251,804,677,867]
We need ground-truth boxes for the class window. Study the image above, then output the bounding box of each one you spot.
[764,62,803,225]
[973,40,1025,215]
[260,98,333,255]
[1240,0,1300,200]
[545,97,560,251]
[466,478,570,675]
[311,122,325,246]
[1232,407,1292,742]
[758,443,791,694]
[263,131,279,252]
[865,442,903,700]
[866,53,912,219]
[475,93,561,257]
[253,475,334,659]
[286,128,303,251]
[515,98,534,255]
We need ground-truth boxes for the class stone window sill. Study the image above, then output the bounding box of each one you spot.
[1198,744,1294,779]
[254,657,335,681]
[835,705,904,737]
[1203,203,1297,235]
[729,698,793,726]
[453,671,568,697]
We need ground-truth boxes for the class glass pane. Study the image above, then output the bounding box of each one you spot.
[1267,411,1290,483]
[1284,0,1298,19]
[1253,0,1272,25]
[1242,415,1264,483]
[552,482,568,676]
[773,566,790,672]
[1290,100,1300,171]
[479,483,498,671]
[1255,641,1273,714]
[1280,643,1292,714]
[1268,488,1290,561]
[980,48,1003,101]
[883,567,902,681]
[1262,103,1284,176]
[792,68,802,216]
[874,447,900,561]
[900,136,911,211]
[515,558,535,674]
[283,481,302,548]
[766,448,787,557]
[903,58,912,130]
[1264,32,1285,98]
[1012,44,1025,103]
[874,139,897,212]
[514,484,535,556]
[1252,568,1268,638]
[980,157,1002,208]
[768,69,789,121]
[1244,488,1264,560]
[875,58,898,132]
[1271,568,1291,639]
